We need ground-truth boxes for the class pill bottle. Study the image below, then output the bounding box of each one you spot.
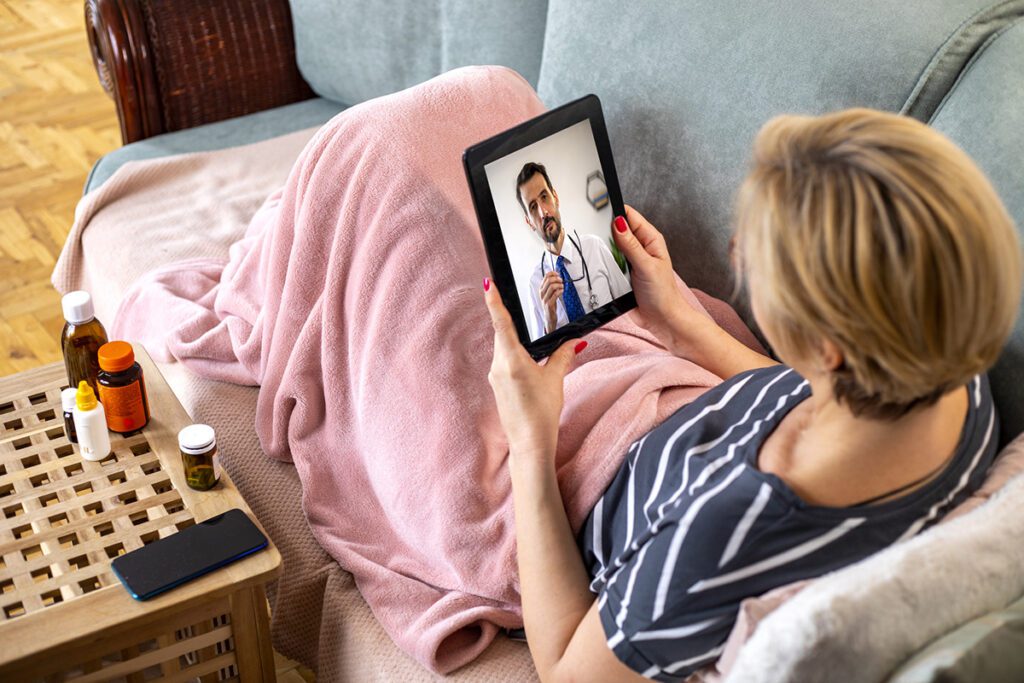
[61,291,108,395]
[61,387,78,443]
[179,424,220,491]
[73,381,110,461]
[97,341,150,434]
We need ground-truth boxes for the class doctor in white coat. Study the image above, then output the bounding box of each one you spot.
[517,162,631,339]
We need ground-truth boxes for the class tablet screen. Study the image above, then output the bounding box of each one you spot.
[464,95,636,359]
[483,119,633,341]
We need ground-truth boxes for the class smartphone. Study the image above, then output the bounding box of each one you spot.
[111,508,268,600]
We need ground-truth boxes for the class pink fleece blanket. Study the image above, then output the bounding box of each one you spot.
[114,66,763,673]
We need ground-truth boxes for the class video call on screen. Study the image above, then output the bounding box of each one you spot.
[484,120,632,341]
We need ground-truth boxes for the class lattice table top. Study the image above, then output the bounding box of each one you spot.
[0,347,279,665]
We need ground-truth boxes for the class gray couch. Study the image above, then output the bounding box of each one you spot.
[82,1,1024,680]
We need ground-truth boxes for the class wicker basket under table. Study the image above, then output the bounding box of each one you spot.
[0,347,281,681]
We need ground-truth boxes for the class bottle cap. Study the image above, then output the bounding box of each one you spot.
[98,341,135,373]
[61,387,77,413]
[75,381,98,411]
[178,424,216,455]
[62,291,95,325]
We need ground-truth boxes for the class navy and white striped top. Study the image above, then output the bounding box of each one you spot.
[578,365,996,681]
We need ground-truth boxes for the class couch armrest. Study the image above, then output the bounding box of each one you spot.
[85,0,314,144]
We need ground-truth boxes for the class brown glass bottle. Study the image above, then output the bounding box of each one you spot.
[97,341,150,434]
[61,291,108,395]
[179,424,220,491]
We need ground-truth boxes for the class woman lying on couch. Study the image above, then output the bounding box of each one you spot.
[484,108,1022,681]
[102,68,1021,678]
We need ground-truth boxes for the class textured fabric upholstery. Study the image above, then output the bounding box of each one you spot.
[928,18,1024,445]
[536,0,1024,442]
[536,0,1023,330]
[84,98,344,193]
[290,0,549,104]
[886,592,1024,683]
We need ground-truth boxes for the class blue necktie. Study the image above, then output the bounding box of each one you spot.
[556,255,586,322]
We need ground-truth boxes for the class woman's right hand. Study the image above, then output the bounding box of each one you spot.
[611,205,710,355]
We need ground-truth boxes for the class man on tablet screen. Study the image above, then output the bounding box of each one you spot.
[517,162,631,338]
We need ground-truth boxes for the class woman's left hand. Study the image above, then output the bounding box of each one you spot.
[483,277,587,464]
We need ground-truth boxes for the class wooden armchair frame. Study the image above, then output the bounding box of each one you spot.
[85,0,314,144]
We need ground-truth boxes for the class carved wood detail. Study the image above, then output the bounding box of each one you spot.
[84,0,314,145]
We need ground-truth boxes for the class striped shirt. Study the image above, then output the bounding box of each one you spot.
[578,365,996,681]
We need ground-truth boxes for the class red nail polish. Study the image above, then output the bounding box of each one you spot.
[483,277,490,291]
[574,340,588,354]
[614,216,628,233]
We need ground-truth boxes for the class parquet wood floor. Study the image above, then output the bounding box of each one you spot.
[0,0,120,377]
[0,5,317,680]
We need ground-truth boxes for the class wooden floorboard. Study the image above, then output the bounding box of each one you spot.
[0,0,120,377]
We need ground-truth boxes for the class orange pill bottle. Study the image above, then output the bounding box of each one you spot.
[97,341,150,434]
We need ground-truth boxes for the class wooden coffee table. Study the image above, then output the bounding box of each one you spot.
[0,347,281,681]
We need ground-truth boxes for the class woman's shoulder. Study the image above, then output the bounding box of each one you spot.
[715,364,804,398]
[659,364,807,429]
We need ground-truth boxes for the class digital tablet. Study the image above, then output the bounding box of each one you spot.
[464,94,636,359]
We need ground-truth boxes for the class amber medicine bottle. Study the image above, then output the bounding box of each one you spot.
[97,341,150,433]
[61,291,108,395]
[179,424,220,491]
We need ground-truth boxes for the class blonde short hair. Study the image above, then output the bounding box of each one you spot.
[735,108,1022,419]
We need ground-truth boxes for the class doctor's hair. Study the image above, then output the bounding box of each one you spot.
[734,107,1022,420]
[516,162,556,215]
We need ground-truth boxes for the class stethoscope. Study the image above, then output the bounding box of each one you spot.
[540,229,598,310]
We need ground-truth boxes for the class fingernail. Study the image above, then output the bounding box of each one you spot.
[483,277,490,291]
[574,340,588,354]
[614,216,628,233]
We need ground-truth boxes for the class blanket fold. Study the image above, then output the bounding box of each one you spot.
[102,66,762,673]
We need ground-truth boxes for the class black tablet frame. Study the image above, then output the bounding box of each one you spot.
[463,94,636,359]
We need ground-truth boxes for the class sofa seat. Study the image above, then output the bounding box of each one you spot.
[84,98,345,194]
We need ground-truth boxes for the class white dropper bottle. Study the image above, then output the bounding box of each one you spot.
[72,380,111,461]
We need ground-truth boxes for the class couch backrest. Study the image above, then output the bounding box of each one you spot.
[290,0,548,102]
[535,0,1024,442]
[929,18,1024,446]
[290,0,1024,442]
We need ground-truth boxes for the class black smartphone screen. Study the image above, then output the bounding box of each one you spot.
[111,508,268,600]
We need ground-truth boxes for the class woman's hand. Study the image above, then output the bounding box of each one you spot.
[613,206,778,378]
[483,277,586,464]
[611,205,710,354]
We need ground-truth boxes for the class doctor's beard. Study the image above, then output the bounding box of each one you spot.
[542,215,562,245]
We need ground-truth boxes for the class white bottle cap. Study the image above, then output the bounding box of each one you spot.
[178,424,216,455]
[61,387,77,413]
[62,291,95,325]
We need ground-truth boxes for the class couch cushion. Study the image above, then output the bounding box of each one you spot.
[886,592,1024,683]
[537,0,1024,441]
[536,1,1021,305]
[85,98,344,193]
[290,0,548,104]
[929,19,1024,444]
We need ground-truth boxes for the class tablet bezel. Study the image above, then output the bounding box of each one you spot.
[463,94,636,359]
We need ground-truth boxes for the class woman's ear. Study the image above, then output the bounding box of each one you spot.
[820,338,845,371]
